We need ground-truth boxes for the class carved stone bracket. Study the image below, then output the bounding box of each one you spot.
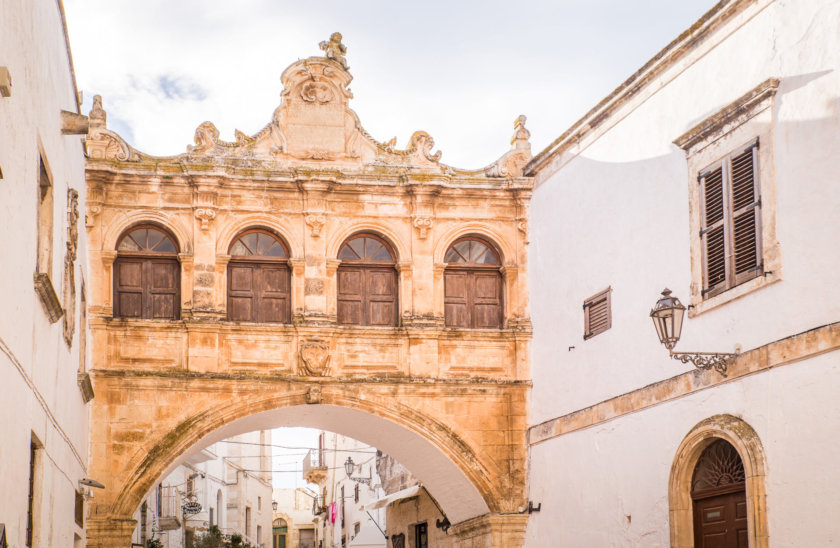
[85,203,102,228]
[305,385,323,404]
[412,216,433,239]
[305,213,327,237]
[194,208,216,231]
[34,273,63,324]
[299,340,331,376]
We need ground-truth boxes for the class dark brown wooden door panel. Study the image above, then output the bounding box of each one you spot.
[229,265,254,292]
[444,269,502,328]
[115,258,179,319]
[227,262,290,323]
[118,293,142,318]
[693,490,747,548]
[337,266,396,326]
[228,296,253,322]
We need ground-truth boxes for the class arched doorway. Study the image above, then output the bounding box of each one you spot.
[273,517,288,548]
[669,414,769,548]
[691,439,747,547]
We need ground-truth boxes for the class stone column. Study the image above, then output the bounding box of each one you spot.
[299,178,333,322]
[450,513,529,548]
[86,517,137,548]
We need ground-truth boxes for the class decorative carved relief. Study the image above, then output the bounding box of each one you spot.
[188,122,220,154]
[63,189,80,346]
[299,341,331,376]
[301,81,334,104]
[412,216,433,239]
[194,208,216,231]
[305,213,327,237]
[85,203,102,228]
[305,385,322,404]
[318,32,348,69]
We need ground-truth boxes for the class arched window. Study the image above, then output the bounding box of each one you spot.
[114,225,180,319]
[444,237,503,328]
[273,518,288,548]
[691,439,747,547]
[227,229,291,323]
[337,234,398,326]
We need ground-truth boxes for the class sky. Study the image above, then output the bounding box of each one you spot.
[63,0,715,168]
[61,0,714,488]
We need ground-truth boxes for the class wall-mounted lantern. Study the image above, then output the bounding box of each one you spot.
[272,499,278,512]
[344,457,372,486]
[650,288,737,376]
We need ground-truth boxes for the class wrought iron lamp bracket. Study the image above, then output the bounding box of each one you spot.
[669,350,736,376]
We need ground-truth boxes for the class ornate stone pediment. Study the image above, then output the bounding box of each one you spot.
[84,33,532,178]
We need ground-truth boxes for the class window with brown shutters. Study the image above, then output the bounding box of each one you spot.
[699,139,762,299]
[337,234,398,326]
[114,225,180,319]
[227,229,291,323]
[583,287,611,340]
[444,237,503,329]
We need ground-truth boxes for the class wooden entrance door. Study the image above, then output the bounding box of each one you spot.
[693,488,748,547]
[691,439,748,548]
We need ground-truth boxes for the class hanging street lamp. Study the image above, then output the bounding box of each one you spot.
[344,457,372,486]
[650,288,737,376]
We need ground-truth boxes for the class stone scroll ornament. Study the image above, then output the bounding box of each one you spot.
[299,341,331,376]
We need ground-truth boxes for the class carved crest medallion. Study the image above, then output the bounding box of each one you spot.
[299,341,331,376]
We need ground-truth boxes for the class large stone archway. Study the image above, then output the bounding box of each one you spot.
[83,35,533,548]
[86,372,529,546]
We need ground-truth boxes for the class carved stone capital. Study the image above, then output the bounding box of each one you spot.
[412,215,433,239]
[194,207,216,231]
[34,273,63,324]
[85,202,102,228]
[305,213,327,237]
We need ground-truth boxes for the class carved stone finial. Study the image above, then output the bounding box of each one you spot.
[319,32,348,69]
[511,115,530,149]
[89,95,106,128]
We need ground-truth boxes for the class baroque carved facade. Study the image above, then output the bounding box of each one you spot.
[84,36,532,547]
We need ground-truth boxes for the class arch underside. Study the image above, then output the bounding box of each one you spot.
[109,391,505,526]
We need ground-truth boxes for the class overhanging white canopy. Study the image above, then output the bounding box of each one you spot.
[363,485,422,511]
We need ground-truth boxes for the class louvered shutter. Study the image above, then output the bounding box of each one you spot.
[729,144,762,285]
[583,288,611,339]
[700,165,728,298]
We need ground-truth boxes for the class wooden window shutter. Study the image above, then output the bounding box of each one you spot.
[699,139,762,298]
[730,144,762,284]
[337,235,398,326]
[444,270,470,327]
[583,287,611,340]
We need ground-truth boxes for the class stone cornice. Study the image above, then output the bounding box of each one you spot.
[529,321,840,446]
[673,77,779,152]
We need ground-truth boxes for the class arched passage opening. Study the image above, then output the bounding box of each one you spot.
[85,377,527,547]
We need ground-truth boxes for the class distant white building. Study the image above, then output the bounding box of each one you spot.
[0,0,91,546]
[271,487,317,548]
[302,432,386,548]
[131,430,273,547]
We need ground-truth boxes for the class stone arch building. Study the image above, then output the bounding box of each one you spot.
[83,37,533,547]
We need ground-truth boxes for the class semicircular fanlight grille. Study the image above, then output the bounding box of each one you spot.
[692,439,746,493]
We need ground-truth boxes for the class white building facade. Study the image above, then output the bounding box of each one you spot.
[0,0,91,546]
[525,0,840,546]
[131,430,273,548]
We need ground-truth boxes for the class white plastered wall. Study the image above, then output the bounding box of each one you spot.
[0,0,89,546]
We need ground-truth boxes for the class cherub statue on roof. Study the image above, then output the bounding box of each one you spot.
[319,32,348,69]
